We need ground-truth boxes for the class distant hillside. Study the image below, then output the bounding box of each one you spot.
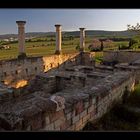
[0,30,138,39]
[63,30,138,37]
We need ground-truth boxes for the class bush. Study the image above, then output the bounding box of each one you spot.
[18,53,27,59]
[118,45,130,50]
[75,44,80,50]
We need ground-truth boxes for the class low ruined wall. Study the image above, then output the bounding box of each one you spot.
[42,53,79,72]
[41,72,135,131]
[0,52,95,87]
[103,50,140,63]
[0,72,135,131]
[0,57,44,86]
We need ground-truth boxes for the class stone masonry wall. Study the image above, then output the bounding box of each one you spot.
[0,71,135,131]
[103,50,140,63]
[0,52,95,87]
[41,72,135,131]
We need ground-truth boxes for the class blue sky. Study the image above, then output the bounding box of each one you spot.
[0,9,140,34]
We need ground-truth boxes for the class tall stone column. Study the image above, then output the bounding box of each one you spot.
[79,28,85,52]
[16,21,26,58]
[55,24,62,55]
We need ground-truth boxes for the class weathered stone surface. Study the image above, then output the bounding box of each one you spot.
[0,51,137,131]
[45,116,50,125]
[72,114,80,124]
[75,101,83,115]
[44,123,54,131]
[88,105,95,114]
[49,110,64,123]
[66,112,72,120]
[60,119,72,130]
[82,114,90,124]
[80,110,87,119]
[54,117,66,129]
[50,95,65,111]
[75,119,83,130]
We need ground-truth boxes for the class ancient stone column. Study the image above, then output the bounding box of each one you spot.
[55,24,62,54]
[79,28,85,52]
[16,21,26,58]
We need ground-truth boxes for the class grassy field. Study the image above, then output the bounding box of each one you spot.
[0,36,129,60]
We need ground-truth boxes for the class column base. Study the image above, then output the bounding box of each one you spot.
[55,50,62,55]
[18,53,27,59]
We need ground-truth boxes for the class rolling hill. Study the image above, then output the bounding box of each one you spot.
[0,30,138,40]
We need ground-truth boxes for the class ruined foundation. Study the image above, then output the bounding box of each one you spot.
[0,51,136,131]
[0,21,139,131]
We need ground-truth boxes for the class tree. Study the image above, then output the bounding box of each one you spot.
[100,40,104,51]
[127,23,140,50]
[127,23,140,33]
[129,38,138,48]
[75,44,80,51]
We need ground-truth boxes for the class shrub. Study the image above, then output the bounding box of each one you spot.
[75,44,80,50]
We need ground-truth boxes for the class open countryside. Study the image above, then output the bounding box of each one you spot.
[0,30,136,60]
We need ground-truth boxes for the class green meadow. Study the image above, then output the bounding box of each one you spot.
[0,36,129,60]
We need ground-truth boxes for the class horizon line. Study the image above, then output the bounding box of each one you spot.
[0,29,129,36]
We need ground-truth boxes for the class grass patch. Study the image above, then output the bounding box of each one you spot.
[0,37,130,60]
[127,83,140,108]
[95,52,103,63]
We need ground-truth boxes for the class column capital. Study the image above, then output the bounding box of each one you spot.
[79,28,85,31]
[16,21,26,26]
[55,24,61,27]
[55,25,62,31]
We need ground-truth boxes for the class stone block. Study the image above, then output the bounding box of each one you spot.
[66,112,72,120]
[54,117,66,129]
[72,109,76,117]
[64,105,72,114]
[55,126,60,130]
[88,105,95,114]
[26,125,32,131]
[45,116,50,125]
[60,119,72,130]
[49,110,64,123]
[82,114,90,124]
[66,125,75,131]
[44,123,54,130]
[89,98,92,106]
[75,101,83,115]
[80,110,87,119]
[31,113,43,130]
[92,98,96,105]
[84,101,89,109]
[72,114,80,124]
[90,110,95,118]
[75,119,83,130]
